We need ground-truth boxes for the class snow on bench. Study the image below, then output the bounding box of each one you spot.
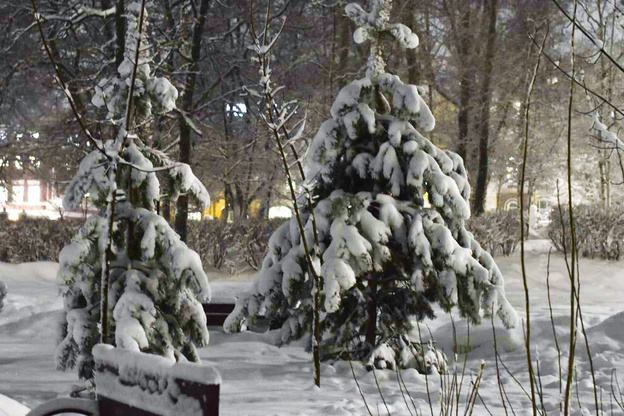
[27,345,221,416]
[94,344,221,416]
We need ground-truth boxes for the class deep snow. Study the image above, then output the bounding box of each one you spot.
[1,240,623,415]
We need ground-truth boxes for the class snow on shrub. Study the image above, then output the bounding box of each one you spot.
[187,218,284,273]
[549,204,624,260]
[225,0,517,371]
[0,217,80,263]
[466,211,523,257]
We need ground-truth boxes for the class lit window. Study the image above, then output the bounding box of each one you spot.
[13,185,24,203]
[506,200,518,211]
[268,206,292,219]
[225,103,247,117]
[28,185,41,203]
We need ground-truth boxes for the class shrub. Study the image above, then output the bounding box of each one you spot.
[187,217,285,273]
[0,217,81,263]
[549,204,624,260]
[0,280,6,313]
[466,210,523,257]
[0,214,286,274]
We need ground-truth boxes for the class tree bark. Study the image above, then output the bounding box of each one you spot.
[472,0,498,215]
[336,7,352,90]
[365,276,377,349]
[175,0,210,242]
[101,0,115,60]
[456,6,474,162]
[404,7,421,86]
[115,0,125,68]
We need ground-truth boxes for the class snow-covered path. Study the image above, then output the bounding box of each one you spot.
[1,240,623,415]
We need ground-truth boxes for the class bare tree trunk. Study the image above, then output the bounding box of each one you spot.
[472,0,498,215]
[599,155,610,207]
[336,6,352,90]
[404,7,421,86]
[175,0,210,242]
[365,275,377,349]
[115,0,125,68]
[155,0,176,222]
[101,0,115,60]
[456,7,474,162]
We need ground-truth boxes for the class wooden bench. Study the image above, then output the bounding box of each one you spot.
[203,297,273,330]
[27,344,221,416]
[203,298,236,326]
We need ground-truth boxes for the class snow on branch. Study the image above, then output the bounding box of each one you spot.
[345,0,418,78]
[592,113,624,151]
[168,164,211,210]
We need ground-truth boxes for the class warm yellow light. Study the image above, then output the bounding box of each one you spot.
[423,192,431,208]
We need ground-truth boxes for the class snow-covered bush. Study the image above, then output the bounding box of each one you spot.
[188,220,235,270]
[466,211,522,257]
[0,280,7,314]
[0,217,80,263]
[549,204,624,260]
[225,0,517,370]
[187,218,284,272]
[366,337,447,374]
[56,3,211,380]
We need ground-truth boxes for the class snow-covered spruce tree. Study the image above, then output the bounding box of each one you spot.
[225,0,517,370]
[55,2,211,380]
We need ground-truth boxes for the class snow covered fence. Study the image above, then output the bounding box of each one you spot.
[94,344,221,416]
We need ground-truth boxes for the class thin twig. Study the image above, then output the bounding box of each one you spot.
[491,309,509,416]
[551,0,624,75]
[519,24,548,416]
[546,247,563,414]
[395,365,415,416]
[249,0,323,387]
[372,366,391,416]
[563,3,579,415]
[349,358,374,416]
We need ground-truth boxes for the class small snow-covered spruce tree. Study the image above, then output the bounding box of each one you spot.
[226,0,517,370]
[55,1,211,380]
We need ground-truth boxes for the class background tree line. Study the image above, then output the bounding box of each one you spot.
[1,0,623,237]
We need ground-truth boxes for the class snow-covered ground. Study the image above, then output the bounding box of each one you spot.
[1,240,623,415]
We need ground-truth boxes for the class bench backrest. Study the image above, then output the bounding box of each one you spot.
[93,344,220,416]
